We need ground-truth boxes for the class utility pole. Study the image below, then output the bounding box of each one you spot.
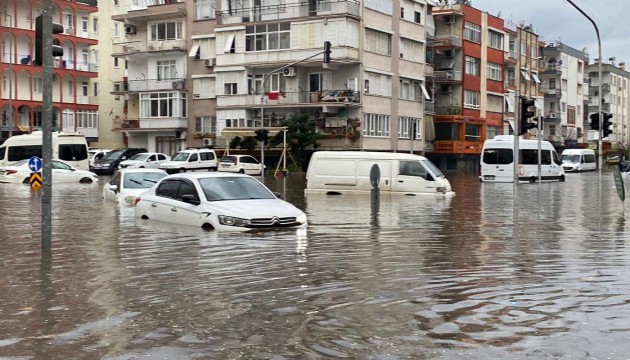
[41,2,54,252]
[6,12,13,137]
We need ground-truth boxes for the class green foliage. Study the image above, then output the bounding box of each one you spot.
[229,136,242,149]
[240,136,257,151]
[270,113,320,158]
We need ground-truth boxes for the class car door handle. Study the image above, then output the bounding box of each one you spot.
[171,207,177,212]
[398,180,404,183]
[151,203,157,207]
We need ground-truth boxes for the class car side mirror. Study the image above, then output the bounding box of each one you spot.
[181,194,200,205]
[273,191,283,199]
[108,184,118,193]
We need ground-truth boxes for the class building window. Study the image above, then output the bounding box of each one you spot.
[463,22,480,43]
[245,23,290,51]
[308,73,331,92]
[224,83,238,95]
[364,0,393,15]
[156,60,177,81]
[400,38,423,62]
[520,41,527,56]
[151,21,183,41]
[77,110,98,129]
[114,57,119,68]
[363,113,390,137]
[82,17,88,32]
[365,29,392,56]
[465,56,480,76]
[399,78,421,101]
[93,17,98,34]
[140,92,187,118]
[549,78,556,89]
[82,82,88,96]
[195,116,216,135]
[414,11,421,24]
[67,80,73,96]
[192,77,216,99]
[225,118,246,127]
[93,82,99,96]
[397,117,421,139]
[487,62,502,81]
[488,30,503,50]
[195,0,216,20]
[464,90,480,109]
[364,72,391,96]
[113,22,120,37]
[487,94,503,113]
[62,109,75,130]
[33,77,43,93]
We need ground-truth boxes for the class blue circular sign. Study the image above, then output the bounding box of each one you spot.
[28,156,43,172]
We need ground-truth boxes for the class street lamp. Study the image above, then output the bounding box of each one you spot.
[565,0,603,171]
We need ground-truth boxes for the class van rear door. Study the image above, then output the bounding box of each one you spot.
[481,147,513,182]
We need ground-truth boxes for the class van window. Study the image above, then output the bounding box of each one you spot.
[200,152,215,161]
[399,161,431,180]
[8,145,42,162]
[0,147,5,161]
[521,149,551,165]
[58,144,88,161]
[483,148,512,164]
[584,154,596,163]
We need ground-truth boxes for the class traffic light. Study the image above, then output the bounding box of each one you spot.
[34,15,64,66]
[602,112,613,138]
[519,97,536,135]
[255,128,269,142]
[323,41,331,64]
[589,113,600,130]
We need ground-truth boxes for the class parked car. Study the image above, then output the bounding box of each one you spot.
[118,152,171,169]
[134,172,307,231]
[159,148,218,174]
[0,159,99,184]
[102,168,167,205]
[218,155,264,175]
[89,149,111,169]
[92,148,147,175]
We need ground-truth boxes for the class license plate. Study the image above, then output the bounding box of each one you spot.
[484,175,496,180]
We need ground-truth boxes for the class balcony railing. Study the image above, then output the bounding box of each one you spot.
[218,89,360,107]
[433,70,462,82]
[216,0,360,25]
[127,78,186,92]
[129,0,184,11]
[77,0,98,6]
[430,35,462,47]
[435,105,462,115]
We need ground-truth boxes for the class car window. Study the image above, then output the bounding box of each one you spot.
[189,153,198,162]
[240,157,251,164]
[125,172,167,189]
[177,181,199,201]
[199,177,275,201]
[158,154,167,161]
[129,153,149,161]
[103,150,124,160]
[52,161,72,170]
[110,171,122,187]
[156,180,180,199]
[148,155,156,161]
[172,152,189,161]
[221,156,236,163]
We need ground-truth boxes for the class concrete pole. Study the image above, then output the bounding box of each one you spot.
[41,1,53,252]
[7,13,13,137]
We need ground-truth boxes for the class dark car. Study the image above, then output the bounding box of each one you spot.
[91,148,147,175]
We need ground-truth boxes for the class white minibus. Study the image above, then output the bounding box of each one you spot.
[0,131,90,170]
[305,151,454,196]
[480,135,565,183]
[560,148,596,172]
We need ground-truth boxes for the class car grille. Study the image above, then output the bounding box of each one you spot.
[247,217,299,228]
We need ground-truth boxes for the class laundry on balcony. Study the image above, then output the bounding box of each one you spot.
[321,90,357,103]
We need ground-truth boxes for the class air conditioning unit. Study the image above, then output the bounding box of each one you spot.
[204,59,215,67]
[172,80,183,89]
[548,113,557,118]
[125,25,137,35]
[202,138,213,146]
[443,16,453,24]
[283,66,297,77]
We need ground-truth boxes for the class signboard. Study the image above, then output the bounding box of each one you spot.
[369,164,380,189]
[28,156,43,172]
[30,172,42,190]
[613,165,625,202]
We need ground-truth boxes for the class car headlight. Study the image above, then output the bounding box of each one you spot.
[296,212,307,225]
[218,215,251,227]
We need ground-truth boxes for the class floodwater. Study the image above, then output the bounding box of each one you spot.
[1,171,630,359]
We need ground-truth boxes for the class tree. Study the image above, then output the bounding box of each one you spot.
[240,136,257,151]
[270,112,320,163]
[229,136,242,149]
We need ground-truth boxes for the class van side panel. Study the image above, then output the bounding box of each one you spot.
[310,159,357,189]
[356,160,392,191]
[481,138,564,182]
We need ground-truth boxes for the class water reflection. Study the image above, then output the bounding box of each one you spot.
[1,172,630,358]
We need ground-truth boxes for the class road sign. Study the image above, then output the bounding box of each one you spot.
[28,156,43,172]
[30,172,42,190]
[613,165,625,202]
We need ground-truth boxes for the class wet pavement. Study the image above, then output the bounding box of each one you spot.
[1,171,630,359]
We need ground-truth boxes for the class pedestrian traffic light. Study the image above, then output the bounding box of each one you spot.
[602,112,613,138]
[323,41,331,64]
[519,97,536,135]
[255,128,269,142]
[34,15,64,66]
[589,112,600,130]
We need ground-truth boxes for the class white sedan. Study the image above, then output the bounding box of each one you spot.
[102,168,167,205]
[134,172,307,231]
[0,159,99,184]
[118,152,171,169]
[218,155,264,175]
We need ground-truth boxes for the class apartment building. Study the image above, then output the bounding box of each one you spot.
[587,60,630,148]
[503,23,544,139]
[540,41,588,146]
[0,0,99,142]
[428,2,504,171]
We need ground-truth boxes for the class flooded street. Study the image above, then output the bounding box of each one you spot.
[1,171,630,359]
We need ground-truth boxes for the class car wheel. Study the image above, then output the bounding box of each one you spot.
[238,169,245,174]
[80,178,94,184]
[139,166,145,168]
[211,167,218,172]
[179,168,187,173]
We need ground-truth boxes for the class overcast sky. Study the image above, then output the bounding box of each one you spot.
[473,0,628,66]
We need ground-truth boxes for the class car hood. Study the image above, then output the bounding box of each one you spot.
[123,188,152,198]
[94,159,116,164]
[120,160,142,165]
[159,160,187,167]
[201,199,303,218]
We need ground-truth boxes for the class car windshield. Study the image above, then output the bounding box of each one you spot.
[128,153,150,161]
[172,152,190,161]
[420,159,444,178]
[221,156,237,163]
[199,176,276,201]
[124,172,167,189]
[562,155,580,163]
[102,150,124,160]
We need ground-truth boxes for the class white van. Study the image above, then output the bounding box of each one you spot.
[305,151,454,196]
[480,135,564,183]
[0,131,89,170]
[561,148,596,172]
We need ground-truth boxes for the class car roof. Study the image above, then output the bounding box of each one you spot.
[117,168,167,174]
[178,148,215,153]
[163,172,250,180]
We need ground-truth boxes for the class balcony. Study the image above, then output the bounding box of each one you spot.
[424,102,435,114]
[543,88,562,98]
[216,0,360,25]
[217,89,360,109]
[435,105,462,116]
[429,35,462,48]
[433,140,482,155]
[433,70,462,82]
[127,79,186,92]
[77,0,98,5]
[543,64,562,74]
[113,117,187,130]
[112,0,186,21]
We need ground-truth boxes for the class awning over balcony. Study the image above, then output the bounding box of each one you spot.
[221,127,286,138]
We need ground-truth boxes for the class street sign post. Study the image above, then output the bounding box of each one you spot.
[613,165,625,202]
[28,156,43,173]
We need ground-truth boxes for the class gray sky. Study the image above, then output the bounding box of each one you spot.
[473,0,629,65]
